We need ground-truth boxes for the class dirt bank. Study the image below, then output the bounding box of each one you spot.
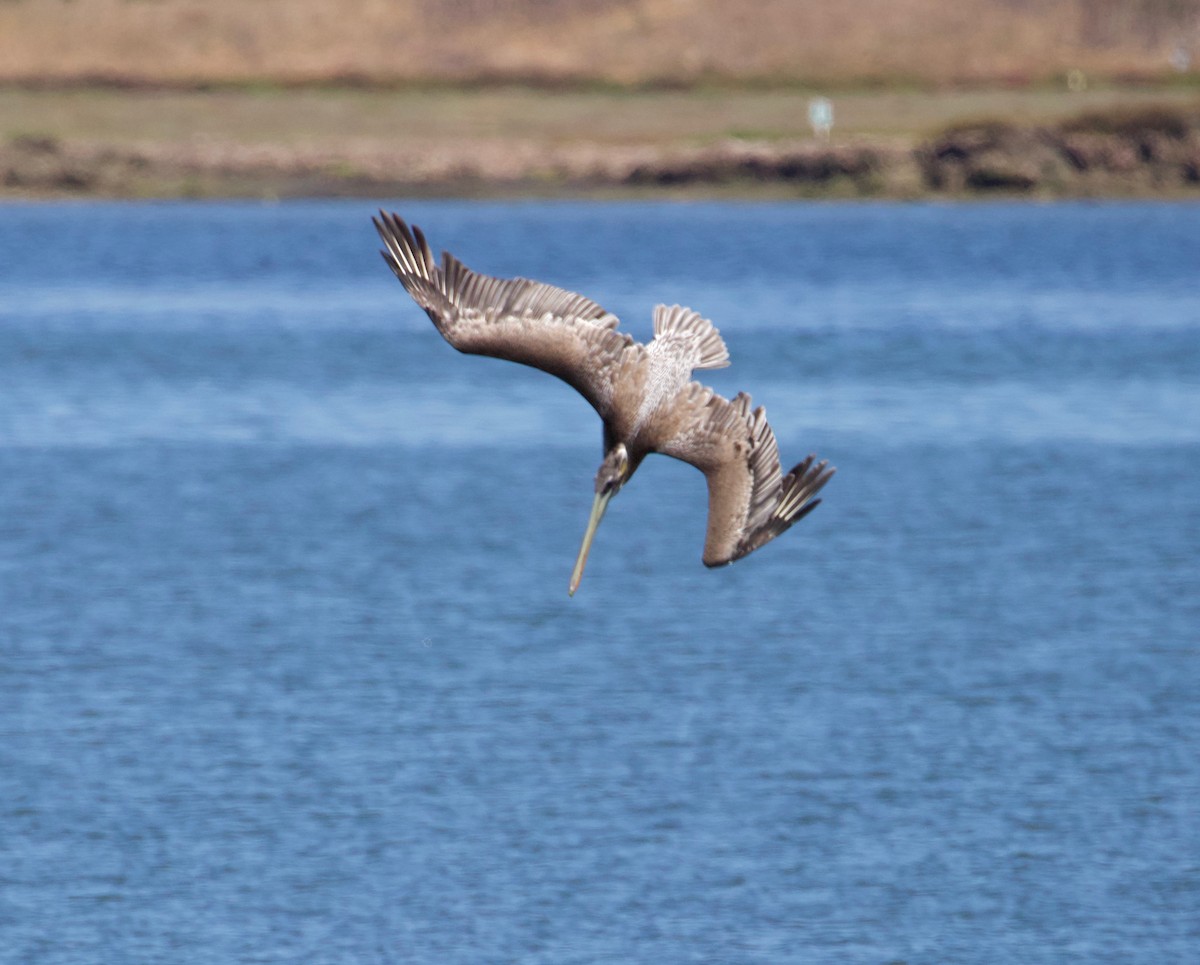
[3,106,1199,199]
[921,106,1200,194]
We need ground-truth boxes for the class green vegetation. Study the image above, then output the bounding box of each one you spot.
[3,85,1198,149]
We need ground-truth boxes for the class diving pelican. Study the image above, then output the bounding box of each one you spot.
[374,211,835,595]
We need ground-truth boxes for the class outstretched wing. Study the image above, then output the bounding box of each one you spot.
[374,211,643,421]
[654,384,835,567]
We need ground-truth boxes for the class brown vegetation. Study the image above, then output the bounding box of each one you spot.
[2,0,1199,88]
[922,104,1200,192]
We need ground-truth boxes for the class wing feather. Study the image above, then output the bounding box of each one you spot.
[374,210,642,419]
[655,386,835,566]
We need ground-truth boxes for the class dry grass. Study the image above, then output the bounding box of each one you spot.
[2,0,1199,87]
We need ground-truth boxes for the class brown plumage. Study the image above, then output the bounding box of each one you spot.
[374,210,835,594]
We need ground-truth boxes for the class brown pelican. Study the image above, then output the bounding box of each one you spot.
[374,211,835,595]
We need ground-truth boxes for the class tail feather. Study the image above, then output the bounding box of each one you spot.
[653,304,730,370]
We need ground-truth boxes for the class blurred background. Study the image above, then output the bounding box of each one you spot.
[2,0,1199,197]
[3,0,1199,85]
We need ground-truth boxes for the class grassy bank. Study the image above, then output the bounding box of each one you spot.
[2,85,1199,199]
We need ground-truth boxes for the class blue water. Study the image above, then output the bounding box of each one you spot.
[1,201,1197,963]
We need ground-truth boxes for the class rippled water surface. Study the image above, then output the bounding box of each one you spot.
[1,201,1197,963]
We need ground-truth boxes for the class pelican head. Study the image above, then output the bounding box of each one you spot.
[568,443,630,596]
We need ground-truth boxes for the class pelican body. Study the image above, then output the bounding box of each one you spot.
[374,211,834,595]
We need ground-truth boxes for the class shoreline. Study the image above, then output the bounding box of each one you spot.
[5,130,1198,202]
[3,89,1198,201]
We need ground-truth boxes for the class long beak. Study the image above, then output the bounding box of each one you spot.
[568,490,613,596]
